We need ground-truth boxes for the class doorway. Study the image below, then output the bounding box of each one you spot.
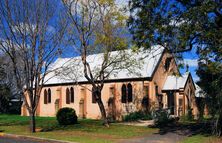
[79,99,84,118]
[167,91,175,115]
[79,88,86,118]
[55,99,60,115]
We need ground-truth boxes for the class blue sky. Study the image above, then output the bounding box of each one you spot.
[180,49,199,82]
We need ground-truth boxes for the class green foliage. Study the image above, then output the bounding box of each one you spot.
[123,111,152,122]
[56,107,78,125]
[152,109,171,127]
[187,108,194,121]
[196,97,205,120]
[197,61,222,136]
[128,0,222,54]
[180,109,194,122]
[128,0,222,136]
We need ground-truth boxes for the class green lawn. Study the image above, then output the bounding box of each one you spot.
[0,114,158,143]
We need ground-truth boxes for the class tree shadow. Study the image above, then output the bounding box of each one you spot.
[152,121,213,138]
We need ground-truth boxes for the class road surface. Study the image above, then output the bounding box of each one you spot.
[0,136,63,143]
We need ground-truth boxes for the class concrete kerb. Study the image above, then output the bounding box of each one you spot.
[2,133,78,143]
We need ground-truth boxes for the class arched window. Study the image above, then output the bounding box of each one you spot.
[48,88,51,103]
[121,84,126,103]
[44,89,47,104]
[70,87,74,103]
[127,83,133,102]
[66,88,70,104]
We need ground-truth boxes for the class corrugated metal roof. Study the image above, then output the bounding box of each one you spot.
[43,45,165,85]
[162,72,190,90]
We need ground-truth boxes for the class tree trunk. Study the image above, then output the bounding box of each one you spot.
[97,97,109,127]
[93,87,109,127]
[214,111,222,136]
[30,112,36,133]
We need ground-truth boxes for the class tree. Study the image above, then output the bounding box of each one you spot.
[0,60,11,113]
[0,84,11,113]
[128,0,221,53]
[62,0,136,127]
[197,60,222,136]
[128,0,221,135]
[0,0,66,132]
[0,52,23,102]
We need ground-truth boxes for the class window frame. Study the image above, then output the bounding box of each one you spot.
[127,83,133,103]
[70,87,74,103]
[48,88,51,103]
[44,89,48,104]
[66,88,70,104]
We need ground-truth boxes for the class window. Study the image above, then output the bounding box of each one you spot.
[121,84,127,103]
[70,87,74,103]
[44,89,47,104]
[66,88,70,104]
[127,83,133,102]
[48,88,51,103]
[121,83,133,103]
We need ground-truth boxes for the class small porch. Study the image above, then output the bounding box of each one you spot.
[163,90,185,117]
[162,72,192,117]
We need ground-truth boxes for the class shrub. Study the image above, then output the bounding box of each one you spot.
[56,107,77,125]
[152,109,170,127]
[123,111,152,122]
[180,108,194,122]
[187,108,194,120]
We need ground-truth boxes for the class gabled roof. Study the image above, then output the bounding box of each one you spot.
[44,45,165,85]
[195,84,206,98]
[162,72,190,91]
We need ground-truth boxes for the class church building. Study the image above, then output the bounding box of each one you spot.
[21,45,198,120]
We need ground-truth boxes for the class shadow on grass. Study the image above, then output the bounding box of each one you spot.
[149,120,213,138]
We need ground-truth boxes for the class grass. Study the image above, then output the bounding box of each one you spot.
[181,135,222,143]
[0,114,158,143]
[177,119,222,143]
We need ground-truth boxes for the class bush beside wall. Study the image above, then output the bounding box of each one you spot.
[123,111,152,122]
[56,107,77,125]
